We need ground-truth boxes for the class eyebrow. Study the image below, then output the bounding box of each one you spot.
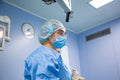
[58,30,66,35]
[58,29,65,32]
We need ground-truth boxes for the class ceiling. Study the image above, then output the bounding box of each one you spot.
[2,0,120,34]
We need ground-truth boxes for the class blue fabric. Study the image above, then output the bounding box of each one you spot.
[52,36,66,49]
[24,46,72,80]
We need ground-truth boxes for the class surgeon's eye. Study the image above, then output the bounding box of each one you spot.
[56,30,66,36]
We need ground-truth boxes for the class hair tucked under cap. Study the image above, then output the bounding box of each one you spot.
[38,19,66,43]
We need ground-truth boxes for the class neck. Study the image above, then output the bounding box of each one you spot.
[42,40,60,53]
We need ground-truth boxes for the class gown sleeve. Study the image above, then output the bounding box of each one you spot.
[47,58,60,78]
[24,59,32,80]
[24,52,60,80]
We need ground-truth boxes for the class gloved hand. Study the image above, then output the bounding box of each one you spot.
[71,69,85,80]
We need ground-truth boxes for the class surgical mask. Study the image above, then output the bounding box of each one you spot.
[52,36,66,49]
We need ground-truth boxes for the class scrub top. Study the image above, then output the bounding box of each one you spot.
[24,45,72,80]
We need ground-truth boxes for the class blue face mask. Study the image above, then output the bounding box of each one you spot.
[52,36,66,49]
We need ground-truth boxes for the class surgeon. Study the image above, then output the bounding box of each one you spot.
[24,19,72,80]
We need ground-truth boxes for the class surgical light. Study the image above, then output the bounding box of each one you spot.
[42,0,72,22]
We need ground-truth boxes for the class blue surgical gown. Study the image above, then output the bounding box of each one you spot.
[24,45,72,80]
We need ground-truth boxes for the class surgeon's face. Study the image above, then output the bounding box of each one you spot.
[50,28,66,42]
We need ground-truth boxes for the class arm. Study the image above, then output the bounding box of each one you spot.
[24,60,31,80]
[47,63,60,78]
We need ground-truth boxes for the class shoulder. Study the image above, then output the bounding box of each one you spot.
[25,46,52,63]
[25,46,41,58]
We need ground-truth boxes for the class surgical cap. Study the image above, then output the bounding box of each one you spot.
[38,19,66,43]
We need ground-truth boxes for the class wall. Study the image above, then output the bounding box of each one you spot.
[0,1,80,80]
[67,31,81,74]
[78,18,120,80]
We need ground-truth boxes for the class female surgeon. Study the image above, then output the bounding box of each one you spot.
[24,19,73,80]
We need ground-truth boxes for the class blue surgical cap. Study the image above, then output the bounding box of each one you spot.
[38,19,66,43]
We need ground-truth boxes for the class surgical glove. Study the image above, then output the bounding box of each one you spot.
[72,69,85,80]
